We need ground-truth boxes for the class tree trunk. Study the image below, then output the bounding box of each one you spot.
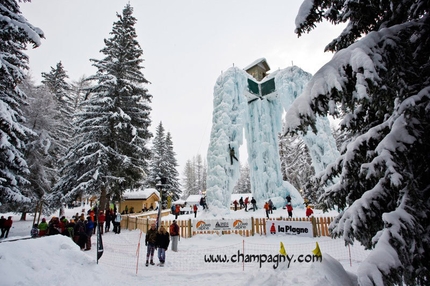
[37,202,43,224]
[105,194,111,211]
[20,212,27,221]
[99,186,107,213]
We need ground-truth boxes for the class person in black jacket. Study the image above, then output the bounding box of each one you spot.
[251,197,257,211]
[0,216,6,238]
[229,144,238,165]
[145,223,157,266]
[156,225,170,266]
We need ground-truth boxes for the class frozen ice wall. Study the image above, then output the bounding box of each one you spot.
[275,66,340,175]
[206,67,248,215]
[244,71,301,209]
[206,65,339,215]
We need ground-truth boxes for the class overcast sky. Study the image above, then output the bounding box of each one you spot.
[20,0,344,176]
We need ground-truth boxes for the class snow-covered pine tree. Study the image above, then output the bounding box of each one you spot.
[286,1,430,285]
[233,163,251,194]
[41,62,71,101]
[148,122,182,205]
[278,134,314,201]
[164,132,181,201]
[71,75,92,109]
[0,0,44,208]
[40,62,75,167]
[182,159,197,198]
[54,3,152,211]
[19,77,62,215]
[181,154,207,198]
[201,157,207,194]
[148,122,167,197]
[194,154,205,195]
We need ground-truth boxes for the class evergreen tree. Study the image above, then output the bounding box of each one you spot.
[20,77,62,215]
[148,121,166,187]
[278,134,315,201]
[71,75,91,109]
[41,61,71,101]
[182,159,196,198]
[194,154,205,194]
[0,0,44,207]
[148,122,181,205]
[182,154,207,198]
[164,132,181,201]
[54,3,152,211]
[287,1,430,285]
[40,62,74,166]
[233,163,251,194]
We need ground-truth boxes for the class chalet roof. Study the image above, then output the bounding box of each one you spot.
[243,58,270,73]
[186,195,202,203]
[173,199,186,205]
[123,187,160,200]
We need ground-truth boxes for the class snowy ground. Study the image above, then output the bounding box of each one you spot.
[0,206,366,286]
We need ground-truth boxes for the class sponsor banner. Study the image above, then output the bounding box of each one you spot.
[266,220,313,237]
[194,218,252,232]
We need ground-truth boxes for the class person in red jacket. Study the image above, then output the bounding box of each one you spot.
[286,203,293,218]
[244,197,249,212]
[306,206,314,217]
[270,222,276,234]
[193,204,198,218]
[233,200,238,211]
[264,202,270,219]
[174,204,180,220]
[98,211,105,234]
[3,216,13,238]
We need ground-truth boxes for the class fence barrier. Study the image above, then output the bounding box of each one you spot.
[120,215,335,238]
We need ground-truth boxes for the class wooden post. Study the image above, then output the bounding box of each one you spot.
[251,217,255,236]
[188,219,192,238]
[263,218,266,235]
[311,217,317,237]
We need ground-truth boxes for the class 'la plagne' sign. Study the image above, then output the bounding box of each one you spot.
[266,220,313,237]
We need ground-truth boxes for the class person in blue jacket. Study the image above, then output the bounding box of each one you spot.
[85,216,94,251]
